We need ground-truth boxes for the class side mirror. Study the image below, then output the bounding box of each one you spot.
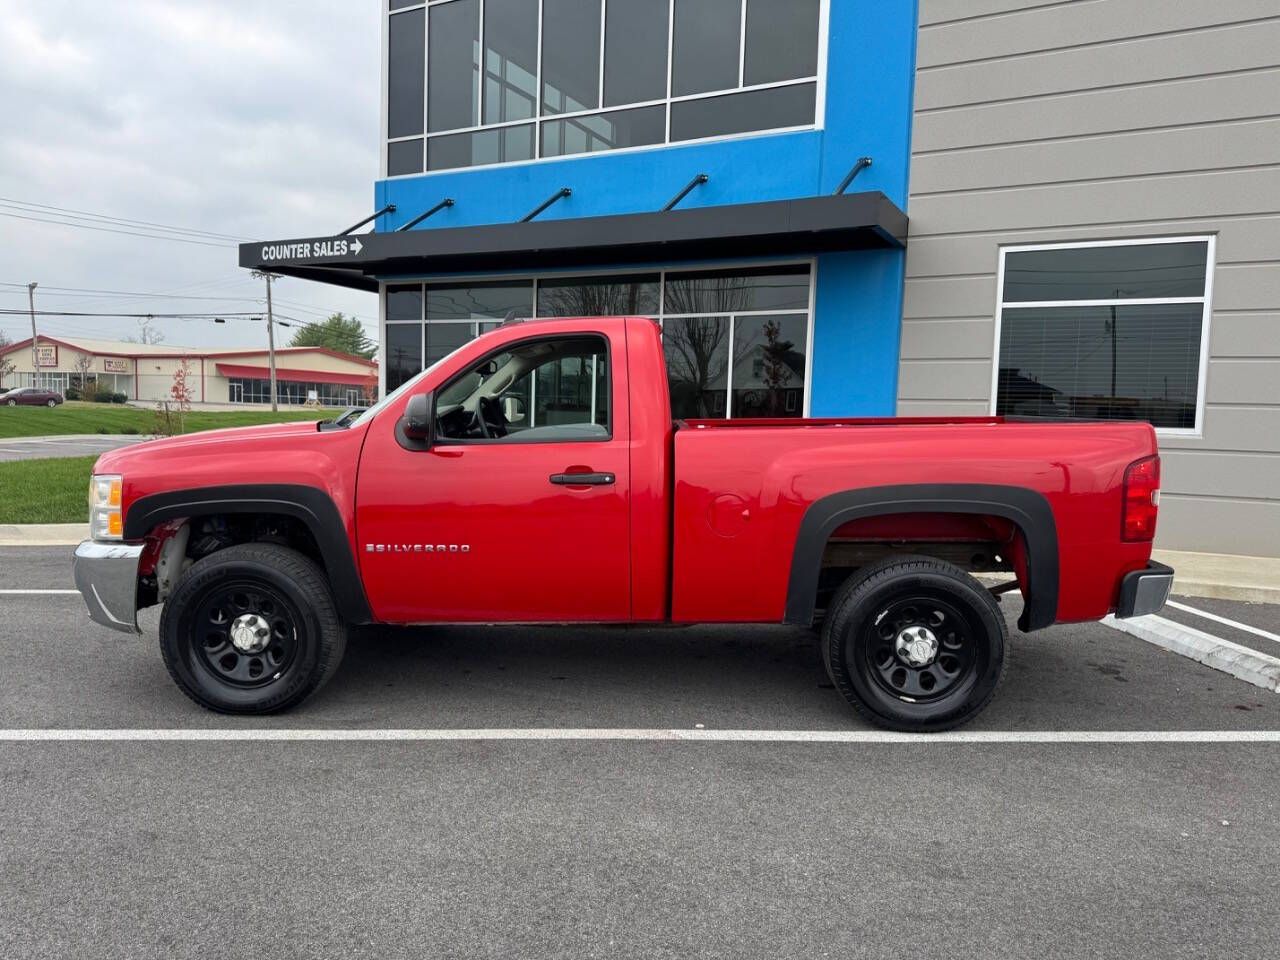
[396,391,434,450]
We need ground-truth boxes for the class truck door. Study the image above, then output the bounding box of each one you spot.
[356,328,631,623]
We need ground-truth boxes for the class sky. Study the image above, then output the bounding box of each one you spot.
[0,0,380,352]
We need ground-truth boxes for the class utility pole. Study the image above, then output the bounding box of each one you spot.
[251,270,281,411]
[27,282,38,386]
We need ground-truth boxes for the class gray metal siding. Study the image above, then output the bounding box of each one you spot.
[902,0,1280,556]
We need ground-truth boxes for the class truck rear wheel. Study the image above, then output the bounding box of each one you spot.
[822,556,1007,732]
[159,543,346,714]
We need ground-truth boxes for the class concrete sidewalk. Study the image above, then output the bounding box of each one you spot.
[0,524,87,546]
[1153,548,1280,604]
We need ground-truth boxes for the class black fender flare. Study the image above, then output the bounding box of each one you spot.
[784,483,1059,632]
[123,483,373,624]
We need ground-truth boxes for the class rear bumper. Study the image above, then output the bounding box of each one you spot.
[1114,561,1175,619]
[73,540,143,635]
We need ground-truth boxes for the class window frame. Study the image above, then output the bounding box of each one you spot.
[431,331,615,444]
[990,235,1217,437]
[377,257,817,417]
[381,0,829,177]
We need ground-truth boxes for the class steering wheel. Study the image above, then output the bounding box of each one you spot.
[478,396,508,438]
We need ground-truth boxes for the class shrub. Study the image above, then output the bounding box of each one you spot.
[93,392,128,404]
[65,385,83,401]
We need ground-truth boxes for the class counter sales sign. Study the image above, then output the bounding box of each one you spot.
[35,343,58,367]
[257,237,364,263]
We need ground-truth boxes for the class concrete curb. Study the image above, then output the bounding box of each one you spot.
[1152,548,1280,605]
[1103,613,1280,693]
[0,523,87,546]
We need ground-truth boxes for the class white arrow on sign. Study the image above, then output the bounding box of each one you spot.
[350,237,363,255]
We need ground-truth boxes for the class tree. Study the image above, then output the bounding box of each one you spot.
[154,357,194,436]
[126,320,165,345]
[71,352,96,399]
[288,313,375,359]
[0,331,14,388]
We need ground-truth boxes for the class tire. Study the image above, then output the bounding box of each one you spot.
[6,400,14,406]
[46,399,56,407]
[821,555,1007,732]
[159,543,347,714]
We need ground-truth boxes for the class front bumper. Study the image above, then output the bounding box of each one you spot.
[1114,560,1175,619]
[73,540,143,634]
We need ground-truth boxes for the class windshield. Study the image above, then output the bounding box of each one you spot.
[348,344,464,429]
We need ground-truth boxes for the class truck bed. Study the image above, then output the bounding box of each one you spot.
[670,416,1159,626]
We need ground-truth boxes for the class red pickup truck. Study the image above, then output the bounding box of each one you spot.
[74,316,1172,730]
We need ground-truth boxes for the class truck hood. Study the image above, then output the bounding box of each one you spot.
[94,421,326,473]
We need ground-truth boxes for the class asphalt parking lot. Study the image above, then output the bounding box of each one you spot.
[2,546,1279,959]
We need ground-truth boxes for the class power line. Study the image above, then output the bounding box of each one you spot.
[0,211,236,248]
[0,197,250,242]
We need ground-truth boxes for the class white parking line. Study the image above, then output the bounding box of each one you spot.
[0,729,1278,743]
[0,589,79,595]
[1167,599,1280,646]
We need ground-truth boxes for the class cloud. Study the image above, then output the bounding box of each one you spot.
[0,0,380,349]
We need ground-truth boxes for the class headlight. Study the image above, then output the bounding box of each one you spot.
[89,474,124,540]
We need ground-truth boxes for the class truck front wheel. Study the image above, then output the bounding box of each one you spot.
[159,543,347,714]
[822,556,1007,732]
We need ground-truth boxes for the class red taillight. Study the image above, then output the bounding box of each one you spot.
[1123,455,1160,542]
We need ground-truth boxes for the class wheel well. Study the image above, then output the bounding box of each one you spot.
[784,484,1059,633]
[813,511,1028,617]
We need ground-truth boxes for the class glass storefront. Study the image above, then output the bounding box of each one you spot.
[383,263,811,418]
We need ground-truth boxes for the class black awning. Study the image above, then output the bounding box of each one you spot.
[238,191,908,292]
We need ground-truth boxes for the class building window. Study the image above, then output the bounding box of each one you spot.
[385,0,824,175]
[382,262,812,417]
[994,237,1214,433]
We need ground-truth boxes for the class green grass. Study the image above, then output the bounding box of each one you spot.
[0,456,97,524]
[0,401,342,439]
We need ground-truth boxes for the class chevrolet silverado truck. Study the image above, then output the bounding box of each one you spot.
[73,316,1173,730]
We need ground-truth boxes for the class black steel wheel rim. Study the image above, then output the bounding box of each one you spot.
[855,592,979,703]
[189,579,302,689]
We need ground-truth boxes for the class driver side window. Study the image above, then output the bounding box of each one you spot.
[435,334,610,443]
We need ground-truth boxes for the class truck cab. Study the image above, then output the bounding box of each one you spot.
[74,316,1173,729]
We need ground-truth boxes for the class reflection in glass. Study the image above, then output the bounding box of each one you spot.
[541,105,666,158]
[664,316,729,418]
[385,285,423,323]
[428,0,480,132]
[670,83,816,141]
[664,266,810,314]
[536,274,660,317]
[484,0,538,124]
[428,125,534,170]
[996,304,1203,429]
[387,138,423,176]
[385,324,423,392]
[671,0,740,96]
[744,0,820,85]
[427,281,533,320]
[731,314,807,418]
[387,9,425,138]
[1003,243,1209,302]
[541,0,601,115]
[604,0,670,106]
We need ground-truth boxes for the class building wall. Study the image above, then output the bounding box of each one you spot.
[901,0,1280,556]
[374,0,920,416]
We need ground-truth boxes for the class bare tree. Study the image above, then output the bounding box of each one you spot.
[72,352,96,398]
[125,320,165,345]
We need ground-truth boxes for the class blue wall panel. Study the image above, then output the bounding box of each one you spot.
[811,250,905,416]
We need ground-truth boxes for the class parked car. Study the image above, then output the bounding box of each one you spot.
[1,387,63,407]
[72,317,1172,730]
